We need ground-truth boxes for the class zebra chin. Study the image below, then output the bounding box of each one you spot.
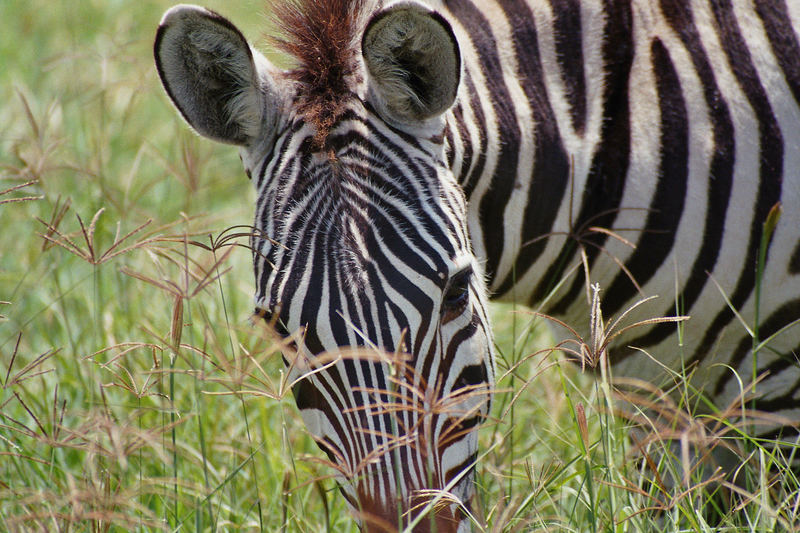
[345,452,478,533]
[254,283,492,530]
[291,411,480,532]
[354,493,473,533]
[289,348,485,533]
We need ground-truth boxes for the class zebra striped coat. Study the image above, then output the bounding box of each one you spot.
[155,0,800,530]
[444,0,800,421]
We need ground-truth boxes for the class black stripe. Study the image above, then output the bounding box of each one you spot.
[254,120,293,190]
[444,0,521,283]
[622,0,736,353]
[293,369,361,467]
[364,260,394,352]
[494,0,571,296]
[268,146,315,311]
[714,300,800,396]
[755,0,800,109]
[749,372,800,414]
[322,174,450,284]
[603,38,689,322]
[444,117,457,170]
[690,0,784,366]
[452,103,473,175]
[296,194,337,356]
[790,239,800,274]
[287,137,327,200]
[325,229,354,347]
[755,421,800,442]
[358,214,437,327]
[418,339,440,412]
[292,380,355,464]
[443,451,478,489]
[440,416,481,451]
[359,263,397,438]
[545,0,634,313]
[325,236,387,464]
[320,208,387,439]
[455,75,488,199]
[550,0,587,134]
[332,264,390,462]
[443,313,481,373]
[258,142,308,302]
[419,308,482,395]
[354,104,447,205]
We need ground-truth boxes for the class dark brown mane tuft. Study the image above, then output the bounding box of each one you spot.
[271,0,369,149]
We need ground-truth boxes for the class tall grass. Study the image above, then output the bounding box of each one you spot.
[1,2,798,532]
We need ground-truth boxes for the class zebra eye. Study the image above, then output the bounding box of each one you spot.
[442,268,472,320]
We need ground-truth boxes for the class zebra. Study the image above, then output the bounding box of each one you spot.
[154,0,800,530]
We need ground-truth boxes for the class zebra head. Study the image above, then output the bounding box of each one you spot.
[155,2,494,530]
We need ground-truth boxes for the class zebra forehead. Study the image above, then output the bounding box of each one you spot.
[271,0,371,147]
[305,197,455,286]
[263,163,456,289]
[275,144,460,247]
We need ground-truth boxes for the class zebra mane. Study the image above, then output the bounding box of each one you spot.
[271,0,370,148]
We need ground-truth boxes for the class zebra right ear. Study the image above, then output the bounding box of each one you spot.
[154,5,282,146]
[362,2,461,126]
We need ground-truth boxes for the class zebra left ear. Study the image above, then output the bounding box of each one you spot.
[362,2,461,125]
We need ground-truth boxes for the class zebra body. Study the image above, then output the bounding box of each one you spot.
[155,0,800,530]
[444,0,800,418]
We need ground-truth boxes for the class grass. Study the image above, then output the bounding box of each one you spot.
[1,1,798,532]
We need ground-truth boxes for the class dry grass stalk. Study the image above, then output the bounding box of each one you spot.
[0,180,42,206]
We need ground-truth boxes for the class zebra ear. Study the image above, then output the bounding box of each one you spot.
[154,5,280,146]
[362,2,461,125]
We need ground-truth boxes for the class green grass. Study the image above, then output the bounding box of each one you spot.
[1,2,798,532]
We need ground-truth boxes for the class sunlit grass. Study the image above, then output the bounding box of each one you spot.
[2,2,798,532]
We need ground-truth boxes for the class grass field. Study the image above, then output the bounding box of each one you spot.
[1,2,798,531]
